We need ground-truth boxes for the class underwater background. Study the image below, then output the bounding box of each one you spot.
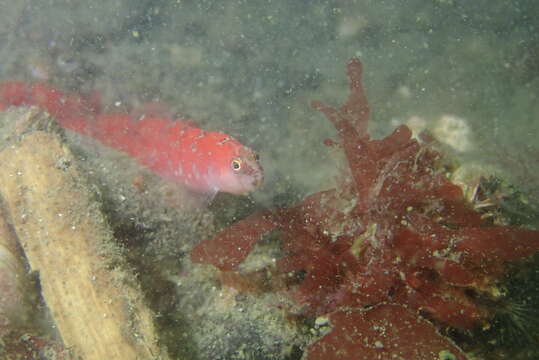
[1,0,538,202]
[0,0,538,359]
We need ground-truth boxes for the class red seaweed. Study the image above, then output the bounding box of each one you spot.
[191,58,539,359]
[304,304,469,360]
[190,210,278,271]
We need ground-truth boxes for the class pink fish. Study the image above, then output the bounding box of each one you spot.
[0,81,263,195]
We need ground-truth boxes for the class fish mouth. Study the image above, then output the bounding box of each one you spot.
[250,159,264,189]
[252,172,264,188]
[239,169,263,193]
[243,153,264,190]
[240,169,263,194]
[236,148,263,193]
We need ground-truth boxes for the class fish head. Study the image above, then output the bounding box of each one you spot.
[216,143,264,195]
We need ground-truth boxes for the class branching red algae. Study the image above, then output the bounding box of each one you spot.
[191,58,539,359]
[190,210,278,271]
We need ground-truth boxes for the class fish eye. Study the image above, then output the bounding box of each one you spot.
[231,159,242,171]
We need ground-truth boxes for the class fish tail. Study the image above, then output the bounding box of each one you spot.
[0,81,100,135]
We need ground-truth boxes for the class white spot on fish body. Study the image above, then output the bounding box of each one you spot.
[192,163,200,179]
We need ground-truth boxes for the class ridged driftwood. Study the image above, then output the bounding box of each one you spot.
[0,106,169,359]
[0,193,31,337]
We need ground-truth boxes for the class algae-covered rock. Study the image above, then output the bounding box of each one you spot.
[0,106,169,359]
